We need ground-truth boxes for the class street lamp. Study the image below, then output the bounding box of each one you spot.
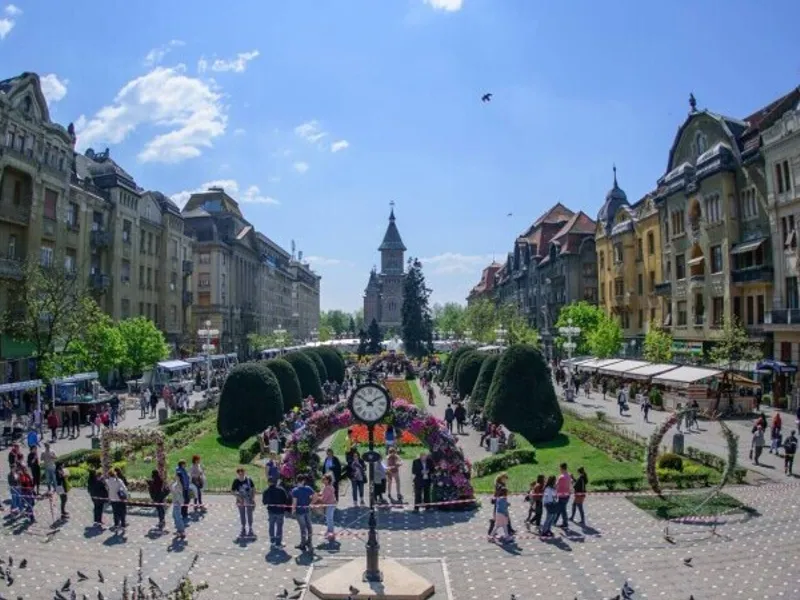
[558,317,581,361]
[495,326,507,346]
[274,324,287,352]
[197,319,220,392]
[310,328,319,342]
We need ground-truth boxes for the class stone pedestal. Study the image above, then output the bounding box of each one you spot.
[310,558,434,600]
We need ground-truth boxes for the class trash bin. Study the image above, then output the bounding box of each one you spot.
[672,432,684,455]
[489,438,500,454]
[158,408,169,424]
[91,437,101,450]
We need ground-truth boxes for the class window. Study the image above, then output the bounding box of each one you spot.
[7,234,17,259]
[65,202,79,228]
[600,283,605,302]
[734,296,742,322]
[146,267,152,288]
[740,188,758,219]
[221,273,226,289]
[757,295,765,324]
[92,211,103,231]
[781,342,792,363]
[139,265,145,287]
[649,271,655,292]
[121,299,131,319]
[198,292,211,307]
[705,193,722,223]
[638,309,643,329]
[666,259,671,279]
[637,238,643,261]
[154,304,158,324]
[787,277,799,309]
[599,252,605,271]
[675,254,686,279]
[671,210,685,237]
[122,220,132,243]
[677,301,687,326]
[199,253,211,264]
[39,244,54,267]
[121,259,131,283]
[154,269,160,290]
[64,249,76,273]
[746,296,754,325]
[144,203,152,221]
[711,245,723,273]
[199,273,211,288]
[613,243,623,263]
[650,307,656,323]
[43,189,57,220]
[155,235,161,255]
[170,271,178,291]
[140,228,146,253]
[776,160,792,194]
[147,232,153,254]
[782,215,797,249]
[713,297,724,327]
[695,132,708,155]
[613,278,624,297]
[647,231,655,255]
[637,273,643,295]
[170,305,177,325]
[139,302,144,316]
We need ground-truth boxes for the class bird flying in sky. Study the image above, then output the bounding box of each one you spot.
[481,93,492,102]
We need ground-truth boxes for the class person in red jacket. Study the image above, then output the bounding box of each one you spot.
[17,466,36,523]
[46,411,59,443]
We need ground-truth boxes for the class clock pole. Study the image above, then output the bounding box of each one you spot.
[364,423,382,582]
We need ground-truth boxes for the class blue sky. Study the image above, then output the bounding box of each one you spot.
[1,0,797,312]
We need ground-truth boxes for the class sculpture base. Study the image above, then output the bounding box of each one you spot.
[310,558,434,600]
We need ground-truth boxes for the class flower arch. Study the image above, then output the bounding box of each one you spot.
[102,428,166,482]
[280,398,474,509]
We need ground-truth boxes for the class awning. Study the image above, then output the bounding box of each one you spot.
[52,372,99,385]
[226,353,238,359]
[757,359,798,374]
[688,256,705,266]
[576,358,624,372]
[562,356,594,367]
[731,237,767,255]
[157,360,191,372]
[185,357,205,364]
[0,379,43,393]
[598,360,651,375]
[652,366,722,387]
[625,363,680,380]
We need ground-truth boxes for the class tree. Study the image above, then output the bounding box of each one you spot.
[318,324,334,342]
[587,314,624,358]
[320,310,349,336]
[442,346,473,384]
[367,319,382,354]
[433,302,467,339]
[485,344,563,443]
[455,351,485,399]
[246,332,280,356]
[465,298,498,343]
[1,261,107,380]
[217,363,284,443]
[469,353,500,413]
[554,301,606,356]
[66,313,126,376]
[263,358,303,411]
[497,303,540,347]
[283,351,324,402]
[303,348,329,383]
[351,308,365,333]
[643,328,673,363]
[709,316,761,366]
[348,315,356,335]
[401,257,434,356]
[118,317,170,377]
[357,328,368,357]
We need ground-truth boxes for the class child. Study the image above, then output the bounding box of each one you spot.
[526,475,545,530]
[317,474,337,541]
[491,488,512,544]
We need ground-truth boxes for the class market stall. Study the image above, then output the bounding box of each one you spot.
[0,378,43,415]
[651,366,723,411]
[624,363,680,381]
[756,359,796,409]
[597,359,651,377]
[576,358,624,373]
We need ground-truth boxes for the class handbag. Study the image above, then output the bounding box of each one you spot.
[118,487,128,501]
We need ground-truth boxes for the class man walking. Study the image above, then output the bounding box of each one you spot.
[41,443,57,493]
[176,460,191,520]
[291,474,315,553]
[783,431,797,476]
[444,404,455,433]
[411,452,434,512]
[231,468,256,538]
[262,477,289,549]
[455,403,466,434]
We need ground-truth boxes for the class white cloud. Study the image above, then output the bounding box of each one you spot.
[0,4,19,39]
[144,39,185,67]
[171,179,278,209]
[294,120,328,144]
[0,19,12,38]
[39,74,68,104]
[304,256,351,268]
[5,4,21,16]
[423,0,463,11]
[292,161,309,174]
[420,252,495,275]
[198,50,260,74]
[75,64,227,164]
[330,139,349,153]
[233,128,246,136]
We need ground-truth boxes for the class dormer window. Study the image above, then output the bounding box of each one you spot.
[695,132,708,156]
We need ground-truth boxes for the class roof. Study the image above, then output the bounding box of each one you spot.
[533,202,574,227]
[597,360,650,375]
[378,207,406,252]
[624,363,681,380]
[146,190,182,216]
[740,85,800,156]
[651,366,722,386]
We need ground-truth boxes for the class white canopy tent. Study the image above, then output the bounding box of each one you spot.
[0,379,43,411]
[597,360,651,376]
[157,360,191,372]
[562,356,594,367]
[651,366,722,389]
[624,363,681,381]
[576,358,624,372]
[51,372,100,408]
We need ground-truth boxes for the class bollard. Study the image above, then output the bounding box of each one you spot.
[672,432,685,455]
[158,407,169,424]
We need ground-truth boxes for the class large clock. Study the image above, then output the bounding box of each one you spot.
[349,383,391,425]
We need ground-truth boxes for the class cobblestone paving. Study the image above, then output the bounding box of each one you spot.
[2,484,799,599]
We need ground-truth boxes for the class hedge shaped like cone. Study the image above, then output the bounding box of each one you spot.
[311,346,346,384]
[284,351,324,402]
[442,346,473,384]
[485,344,563,443]
[263,358,303,411]
[455,351,485,399]
[217,363,284,443]
[469,353,499,413]
[302,348,329,383]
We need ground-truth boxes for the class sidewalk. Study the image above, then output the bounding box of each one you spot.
[557,384,793,483]
[424,381,491,465]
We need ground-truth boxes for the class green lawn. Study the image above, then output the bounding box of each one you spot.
[628,492,755,520]
[471,433,645,493]
[409,379,427,411]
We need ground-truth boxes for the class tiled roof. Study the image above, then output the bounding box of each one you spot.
[740,85,800,155]
[378,208,406,252]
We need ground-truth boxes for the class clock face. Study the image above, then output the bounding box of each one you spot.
[350,384,390,424]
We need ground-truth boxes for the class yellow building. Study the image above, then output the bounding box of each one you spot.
[595,169,664,355]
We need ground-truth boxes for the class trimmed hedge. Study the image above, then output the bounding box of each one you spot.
[284,351,324,402]
[469,354,499,413]
[472,448,536,478]
[442,346,473,384]
[217,363,284,443]
[485,344,563,443]
[239,435,262,464]
[657,452,684,472]
[683,446,747,484]
[264,358,303,411]
[314,346,346,384]
[455,351,485,399]
[303,349,329,384]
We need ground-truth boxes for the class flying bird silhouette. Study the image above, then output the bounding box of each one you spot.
[481,93,492,102]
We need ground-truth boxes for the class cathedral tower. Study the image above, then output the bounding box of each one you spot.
[363,203,407,332]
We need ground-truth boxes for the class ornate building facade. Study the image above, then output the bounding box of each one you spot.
[364,206,406,331]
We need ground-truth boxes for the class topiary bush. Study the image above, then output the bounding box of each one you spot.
[455,351,485,399]
[284,351,324,402]
[469,354,499,413]
[657,452,684,472]
[443,346,473,384]
[303,348,329,383]
[238,435,263,464]
[314,346,346,384]
[485,344,563,443]
[263,358,303,412]
[217,363,284,443]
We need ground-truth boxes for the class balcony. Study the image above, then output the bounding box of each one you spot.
[0,198,32,225]
[0,257,23,279]
[182,291,193,306]
[689,274,705,286]
[655,281,671,296]
[693,314,706,327]
[90,229,111,248]
[765,309,800,327]
[1,145,37,169]
[90,273,110,293]
[731,265,774,285]
[182,260,193,275]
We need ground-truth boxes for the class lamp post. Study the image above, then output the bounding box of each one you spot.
[274,324,287,353]
[495,326,507,346]
[197,320,220,392]
[310,328,319,343]
[558,317,581,361]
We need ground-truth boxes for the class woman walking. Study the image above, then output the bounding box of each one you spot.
[525,475,545,531]
[190,455,206,511]
[54,463,69,519]
[88,469,107,527]
[148,469,168,530]
[26,446,41,496]
[539,475,558,538]
[490,487,512,544]
[318,473,337,541]
[570,467,588,526]
[348,450,366,506]
[105,469,128,532]
[385,447,403,502]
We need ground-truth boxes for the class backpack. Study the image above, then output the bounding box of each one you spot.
[785,437,797,455]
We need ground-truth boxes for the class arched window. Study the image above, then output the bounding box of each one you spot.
[599,251,605,270]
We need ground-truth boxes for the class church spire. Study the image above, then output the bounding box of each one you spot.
[378,202,406,252]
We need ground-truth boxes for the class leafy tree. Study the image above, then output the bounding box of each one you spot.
[283,351,324,402]
[469,353,500,413]
[217,363,283,443]
[433,302,467,339]
[367,319,382,354]
[320,309,349,336]
[709,316,761,366]
[318,324,334,342]
[485,344,563,442]
[246,332,280,356]
[348,315,356,335]
[66,313,126,375]
[497,303,540,347]
[118,317,170,377]
[465,298,498,343]
[263,358,303,411]
[643,328,673,363]
[357,328,368,357]
[1,261,106,380]
[401,257,434,356]
[554,301,606,356]
[587,314,624,358]
[455,351,485,399]
[442,346,473,384]
[303,348,329,383]
[351,308,365,333]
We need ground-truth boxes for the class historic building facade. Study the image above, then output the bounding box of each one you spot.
[762,88,800,362]
[466,261,502,306]
[596,170,664,355]
[363,206,406,332]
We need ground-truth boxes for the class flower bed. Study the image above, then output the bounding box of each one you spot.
[348,423,419,445]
